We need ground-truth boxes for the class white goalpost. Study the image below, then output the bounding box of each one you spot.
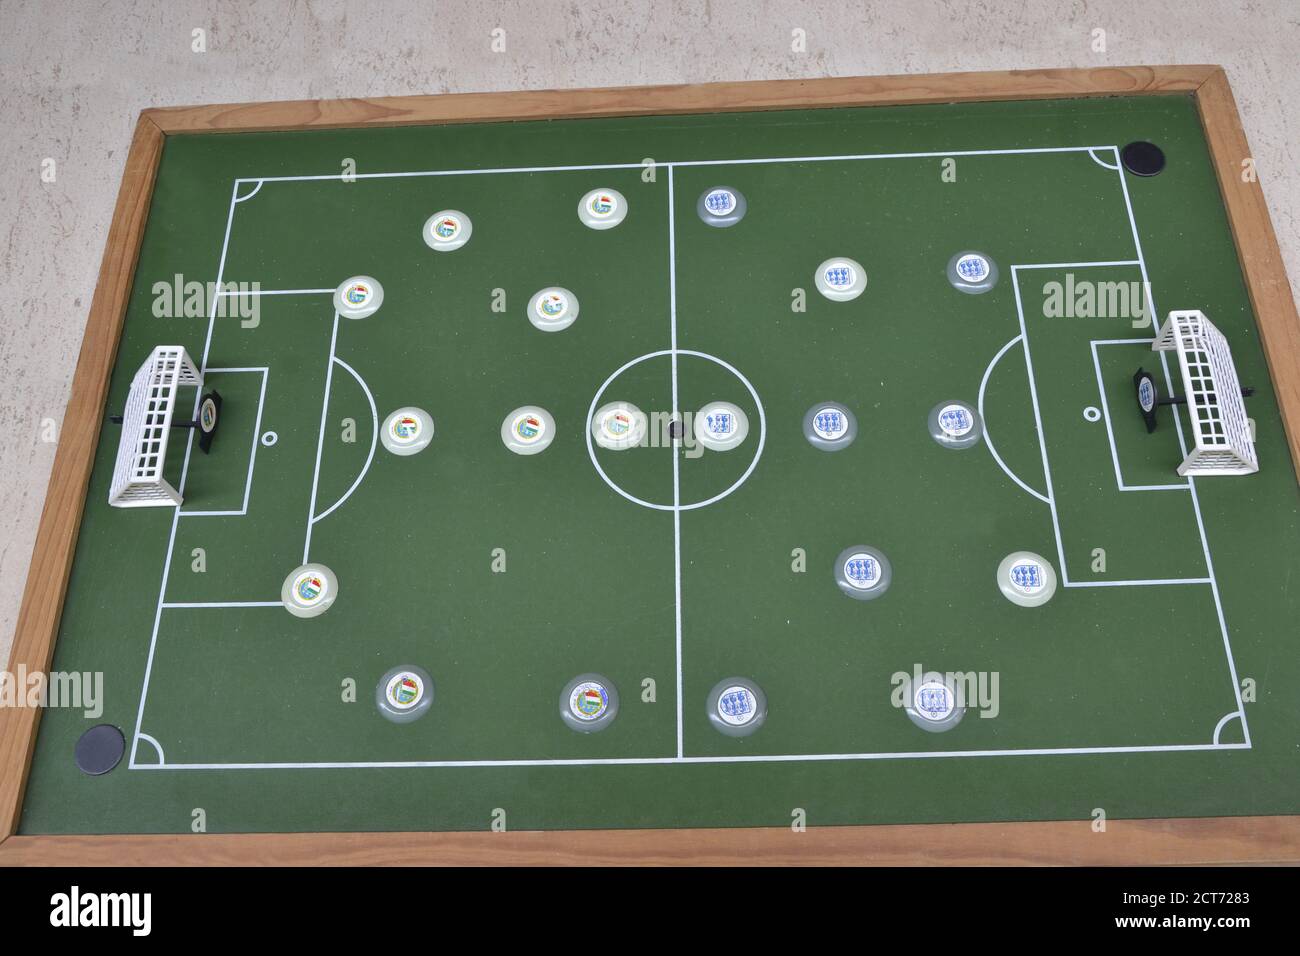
[108,346,203,507]
[1153,311,1258,476]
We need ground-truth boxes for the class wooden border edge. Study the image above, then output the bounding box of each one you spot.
[143,65,1219,134]
[1192,67,1300,480]
[0,112,165,841]
[1,815,1298,866]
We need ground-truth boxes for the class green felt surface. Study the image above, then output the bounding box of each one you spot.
[19,93,1300,835]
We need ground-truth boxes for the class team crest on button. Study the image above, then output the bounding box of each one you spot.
[825,264,854,288]
[592,401,647,451]
[915,681,955,721]
[693,401,749,451]
[381,406,433,456]
[814,408,847,440]
[603,410,633,438]
[570,682,609,720]
[844,554,880,589]
[538,293,567,319]
[579,188,627,230]
[334,275,384,319]
[939,404,974,436]
[295,572,326,604]
[515,414,544,441]
[502,405,555,456]
[1010,562,1044,593]
[717,686,756,725]
[528,287,579,332]
[386,673,424,709]
[956,254,990,282]
[705,411,734,436]
[815,257,866,301]
[697,186,747,227]
[281,563,338,618]
[423,210,472,251]
[391,415,420,442]
[707,677,767,736]
[996,550,1057,607]
[705,189,736,215]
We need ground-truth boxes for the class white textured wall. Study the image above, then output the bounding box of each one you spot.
[1,0,1297,662]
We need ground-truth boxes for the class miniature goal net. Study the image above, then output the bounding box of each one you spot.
[1152,311,1258,476]
[108,346,202,507]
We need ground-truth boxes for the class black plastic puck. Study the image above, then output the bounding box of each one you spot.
[1121,141,1166,177]
[74,724,126,776]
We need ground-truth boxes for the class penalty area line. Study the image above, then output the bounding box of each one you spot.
[130,180,239,769]
[215,287,335,297]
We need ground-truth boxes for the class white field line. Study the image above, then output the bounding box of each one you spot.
[178,367,270,517]
[311,356,378,524]
[161,601,282,609]
[1114,146,1160,332]
[237,145,1114,185]
[1088,148,1120,171]
[1214,710,1245,746]
[978,334,1051,504]
[1011,260,1207,586]
[584,350,766,512]
[131,180,239,764]
[128,507,180,768]
[215,288,334,297]
[1188,474,1251,745]
[133,733,165,766]
[1113,150,1249,743]
[134,149,1253,770]
[1088,341,1190,492]
[1010,267,1068,581]
[1065,577,1212,588]
[198,184,239,374]
[1010,259,1141,272]
[302,312,340,564]
[129,740,1248,771]
[668,165,684,760]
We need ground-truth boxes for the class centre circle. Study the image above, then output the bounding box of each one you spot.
[585,349,766,511]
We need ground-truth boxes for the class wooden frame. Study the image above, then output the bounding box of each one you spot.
[2,66,1298,866]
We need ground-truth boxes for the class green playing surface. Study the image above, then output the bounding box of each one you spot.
[19,92,1300,835]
